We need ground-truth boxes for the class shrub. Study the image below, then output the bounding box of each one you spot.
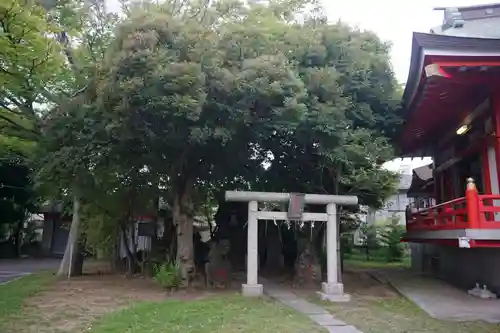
[359,223,380,260]
[379,217,406,262]
[340,233,353,255]
[153,262,182,290]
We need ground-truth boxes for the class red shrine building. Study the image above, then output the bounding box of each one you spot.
[401,3,500,293]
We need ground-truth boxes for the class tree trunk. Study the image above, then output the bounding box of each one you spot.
[57,193,83,277]
[119,222,136,276]
[173,182,195,286]
[11,220,22,258]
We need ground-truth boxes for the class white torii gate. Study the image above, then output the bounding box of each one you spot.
[225,191,358,302]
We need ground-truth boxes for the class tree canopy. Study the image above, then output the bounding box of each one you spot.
[2,0,402,281]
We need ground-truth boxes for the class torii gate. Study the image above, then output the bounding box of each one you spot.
[225,191,358,302]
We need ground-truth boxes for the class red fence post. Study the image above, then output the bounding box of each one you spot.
[466,178,481,229]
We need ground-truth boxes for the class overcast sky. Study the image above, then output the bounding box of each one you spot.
[323,0,498,83]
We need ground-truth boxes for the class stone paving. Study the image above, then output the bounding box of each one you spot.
[0,271,30,284]
[373,269,500,324]
[261,279,362,333]
[0,258,59,285]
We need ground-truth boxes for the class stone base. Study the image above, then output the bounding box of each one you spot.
[322,282,345,294]
[317,291,351,302]
[242,283,263,297]
[318,282,351,302]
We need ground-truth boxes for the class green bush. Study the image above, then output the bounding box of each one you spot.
[153,262,182,290]
[379,217,406,262]
[359,223,380,260]
[340,233,353,255]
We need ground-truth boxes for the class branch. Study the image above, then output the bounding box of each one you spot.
[3,94,34,118]
[0,65,18,77]
[0,111,39,138]
[0,62,60,106]
[0,100,21,114]
[56,31,81,79]
[40,87,64,104]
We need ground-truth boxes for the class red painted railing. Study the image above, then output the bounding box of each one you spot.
[478,194,500,228]
[406,178,500,231]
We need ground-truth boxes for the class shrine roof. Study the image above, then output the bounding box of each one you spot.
[431,3,500,38]
[431,18,500,38]
[407,164,434,197]
[403,32,500,113]
[399,33,500,155]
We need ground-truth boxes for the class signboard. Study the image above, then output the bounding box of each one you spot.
[287,193,305,220]
[458,237,471,249]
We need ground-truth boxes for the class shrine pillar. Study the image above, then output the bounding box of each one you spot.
[244,200,261,296]
[322,203,346,298]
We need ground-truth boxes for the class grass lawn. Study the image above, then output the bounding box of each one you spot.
[89,294,325,333]
[0,272,55,325]
[344,258,409,269]
[314,296,500,333]
[344,247,410,270]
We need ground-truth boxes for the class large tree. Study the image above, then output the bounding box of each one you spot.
[95,3,307,283]
[2,0,119,275]
[0,113,35,256]
[5,0,401,283]
[94,0,401,284]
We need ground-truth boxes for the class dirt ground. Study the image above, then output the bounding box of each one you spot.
[270,266,398,301]
[4,263,215,333]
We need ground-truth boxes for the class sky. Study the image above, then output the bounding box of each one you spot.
[322,0,498,83]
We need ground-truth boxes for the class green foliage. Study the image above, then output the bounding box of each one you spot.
[379,216,406,262]
[0,109,37,152]
[340,233,353,255]
[153,262,182,290]
[359,223,380,260]
[0,0,69,121]
[80,202,119,259]
[3,0,403,280]
[354,215,406,263]
[0,154,35,237]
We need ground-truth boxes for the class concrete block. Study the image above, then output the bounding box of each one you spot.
[318,282,351,302]
[281,298,328,314]
[242,283,263,297]
[325,325,362,333]
[265,289,298,300]
[308,313,346,326]
[317,291,351,303]
[322,282,344,294]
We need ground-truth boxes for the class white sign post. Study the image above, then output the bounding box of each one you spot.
[225,191,358,302]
